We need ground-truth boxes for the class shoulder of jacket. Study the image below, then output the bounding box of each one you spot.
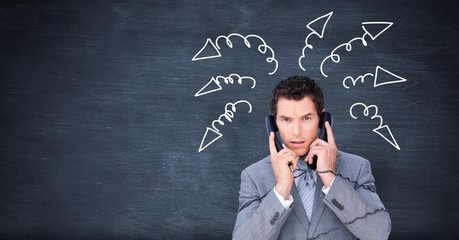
[243,155,271,173]
[337,150,370,167]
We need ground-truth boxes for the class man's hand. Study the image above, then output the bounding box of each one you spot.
[307,121,337,188]
[269,132,298,200]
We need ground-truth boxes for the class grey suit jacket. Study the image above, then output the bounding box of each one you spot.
[232,150,391,240]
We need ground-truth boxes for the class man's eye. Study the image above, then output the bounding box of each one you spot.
[281,118,291,123]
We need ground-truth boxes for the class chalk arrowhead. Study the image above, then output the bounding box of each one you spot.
[361,22,393,40]
[195,77,222,97]
[192,38,221,61]
[373,125,401,150]
[306,11,333,38]
[374,66,407,87]
[198,127,223,152]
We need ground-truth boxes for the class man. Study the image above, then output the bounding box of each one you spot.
[232,76,391,240]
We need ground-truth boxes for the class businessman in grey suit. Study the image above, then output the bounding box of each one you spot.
[233,76,391,240]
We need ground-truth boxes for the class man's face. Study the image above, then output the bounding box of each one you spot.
[276,96,320,157]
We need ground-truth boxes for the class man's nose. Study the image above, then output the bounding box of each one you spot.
[292,120,301,136]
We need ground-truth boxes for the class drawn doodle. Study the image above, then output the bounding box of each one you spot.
[198,100,253,152]
[192,14,406,154]
[349,102,400,150]
[299,11,333,71]
[343,65,407,89]
[320,22,393,77]
[194,74,256,97]
[192,33,278,75]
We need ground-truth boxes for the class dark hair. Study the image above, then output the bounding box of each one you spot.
[270,76,324,116]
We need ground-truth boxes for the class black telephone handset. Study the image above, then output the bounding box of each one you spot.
[265,112,333,170]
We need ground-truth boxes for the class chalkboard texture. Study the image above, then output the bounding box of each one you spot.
[1,0,459,239]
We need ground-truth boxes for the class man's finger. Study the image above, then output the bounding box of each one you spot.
[290,157,299,170]
[269,132,278,156]
[325,121,335,145]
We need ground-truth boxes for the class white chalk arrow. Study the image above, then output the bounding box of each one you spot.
[373,125,401,150]
[306,11,333,39]
[198,127,223,152]
[361,22,393,40]
[374,66,407,87]
[192,38,221,61]
[194,77,222,97]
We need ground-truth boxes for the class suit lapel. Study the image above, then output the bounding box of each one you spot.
[309,152,342,236]
[266,157,310,231]
[309,175,326,236]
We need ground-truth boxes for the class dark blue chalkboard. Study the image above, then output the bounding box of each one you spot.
[1,0,458,239]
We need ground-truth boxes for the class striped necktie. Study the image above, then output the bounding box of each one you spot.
[295,162,316,220]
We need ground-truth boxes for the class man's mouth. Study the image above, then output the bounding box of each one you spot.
[290,140,306,148]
